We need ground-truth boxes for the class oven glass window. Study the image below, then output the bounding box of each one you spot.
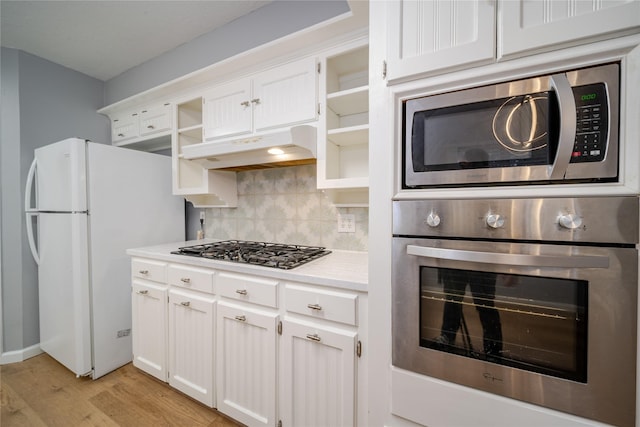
[419,267,588,382]
[411,92,554,172]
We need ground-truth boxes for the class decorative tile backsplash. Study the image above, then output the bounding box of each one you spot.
[203,164,368,251]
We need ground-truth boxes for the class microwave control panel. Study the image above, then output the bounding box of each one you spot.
[570,83,608,163]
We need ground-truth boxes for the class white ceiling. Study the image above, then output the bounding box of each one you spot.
[0,0,273,81]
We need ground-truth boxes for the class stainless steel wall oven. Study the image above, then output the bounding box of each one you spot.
[392,196,638,426]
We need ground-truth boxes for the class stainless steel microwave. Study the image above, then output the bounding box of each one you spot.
[403,63,619,188]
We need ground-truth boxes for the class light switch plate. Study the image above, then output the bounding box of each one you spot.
[338,214,356,233]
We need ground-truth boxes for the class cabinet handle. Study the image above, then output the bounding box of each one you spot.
[251,98,261,105]
[235,315,246,322]
[306,333,321,342]
[180,301,191,307]
[240,101,250,107]
[137,290,149,295]
[236,289,247,295]
[307,303,322,311]
[146,125,154,129]
[139,270,149,275]
[180,277,191,283]
[117,133,125,137]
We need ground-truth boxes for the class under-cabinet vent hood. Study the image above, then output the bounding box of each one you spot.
[181,125,317,170]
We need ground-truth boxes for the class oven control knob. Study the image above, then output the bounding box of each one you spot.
[486,214,505,229]
[559,213,583,229]
[425,212,441,228]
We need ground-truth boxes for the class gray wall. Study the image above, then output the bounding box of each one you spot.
[104,0,350,104]
[0,48,109,353]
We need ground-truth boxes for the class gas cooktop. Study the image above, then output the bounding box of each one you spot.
[170,240,331,270]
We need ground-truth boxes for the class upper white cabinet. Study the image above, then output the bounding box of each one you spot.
[110,102,173,150]
[317,38,370,206]
[385,0,640,83]
[386,0,496,83]
[500,0,640,57]
[203,57,318,141]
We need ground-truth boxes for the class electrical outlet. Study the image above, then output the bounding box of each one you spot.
[338,214,356,233]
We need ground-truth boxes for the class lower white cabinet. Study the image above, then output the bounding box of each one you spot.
[168,287,216,407]
[132,280,168,382]
[216,301,278,426]
[279,318,357,427]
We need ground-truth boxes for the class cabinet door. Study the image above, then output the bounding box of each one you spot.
[203,79,252,140]
[253,57,317,132]
[112,111,139,143]
[280,318,357,427]
[216,301,278,427]
[386,0,496,83]
[139,103,172,137]
[168,288,216,407]
[132,280,168,382]
[500,0,640,58]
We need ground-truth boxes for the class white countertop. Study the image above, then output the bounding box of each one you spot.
[127,239,368,292]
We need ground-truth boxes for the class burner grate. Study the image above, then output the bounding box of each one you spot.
[171,240,331,269]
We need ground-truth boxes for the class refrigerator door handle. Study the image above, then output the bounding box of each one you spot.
[25,158,40,264]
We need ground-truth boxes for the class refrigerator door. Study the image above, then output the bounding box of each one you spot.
[86,143,185,378]
[35,138,87,212]
[38,211,92,377]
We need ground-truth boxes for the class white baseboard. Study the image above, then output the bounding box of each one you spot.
[0,343,43,365]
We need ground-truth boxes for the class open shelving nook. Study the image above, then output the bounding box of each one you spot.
[318,40,369,207]
[173,97,237,208]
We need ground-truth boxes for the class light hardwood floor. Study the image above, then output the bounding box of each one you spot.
[1,353,242,426]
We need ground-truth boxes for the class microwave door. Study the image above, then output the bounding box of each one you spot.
[547,74,577,180]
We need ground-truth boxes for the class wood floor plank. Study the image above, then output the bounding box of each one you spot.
[0,354,242,427]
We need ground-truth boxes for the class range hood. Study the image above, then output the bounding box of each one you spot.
[181,125,317,170]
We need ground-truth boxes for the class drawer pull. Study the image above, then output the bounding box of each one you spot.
[180,301,191,307]
[306,333,321,342]
[180,278,191,283]
[137,290,149,295]
[307,303,322,311]
[146,125,154,129]
[236,289,247,295]
[235,315,247,322]
[139,270,149,275]
[117,133,125,137]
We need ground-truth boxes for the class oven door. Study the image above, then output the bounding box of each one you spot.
[392,237,637,427]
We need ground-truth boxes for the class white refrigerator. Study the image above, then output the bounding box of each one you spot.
[24,138,185,379]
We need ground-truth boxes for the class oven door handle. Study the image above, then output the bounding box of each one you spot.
[406,245,609,268]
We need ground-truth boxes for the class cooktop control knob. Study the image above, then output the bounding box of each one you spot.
[425,212,441,228]
[559,213,583,229]
[486,213,505,229]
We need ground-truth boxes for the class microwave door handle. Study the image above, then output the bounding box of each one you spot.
[548,74,577,180]
[406,245,609,269]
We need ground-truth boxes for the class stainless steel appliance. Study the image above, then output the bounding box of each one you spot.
[403,63,619,188]
[171,240,331,269]
[392,196,638,427]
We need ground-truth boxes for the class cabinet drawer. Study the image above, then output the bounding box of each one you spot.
[168,264,215,294]
[140,103,172,137]
[285,284,357,326]
[218,272,278,308]
[132,258,167,283]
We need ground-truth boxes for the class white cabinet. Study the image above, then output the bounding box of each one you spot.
[168,287,216,407]
[385,0,640,83]
[203,57,318,141]
[280,282,361,427]
[131,279,168,382]
[111,102,172,149]
[500,0,640,58]
[280,318,357,427]
[216,301,278,427]
[318,39,370,206]
[386,0,496,83]
[172,97,238,208]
